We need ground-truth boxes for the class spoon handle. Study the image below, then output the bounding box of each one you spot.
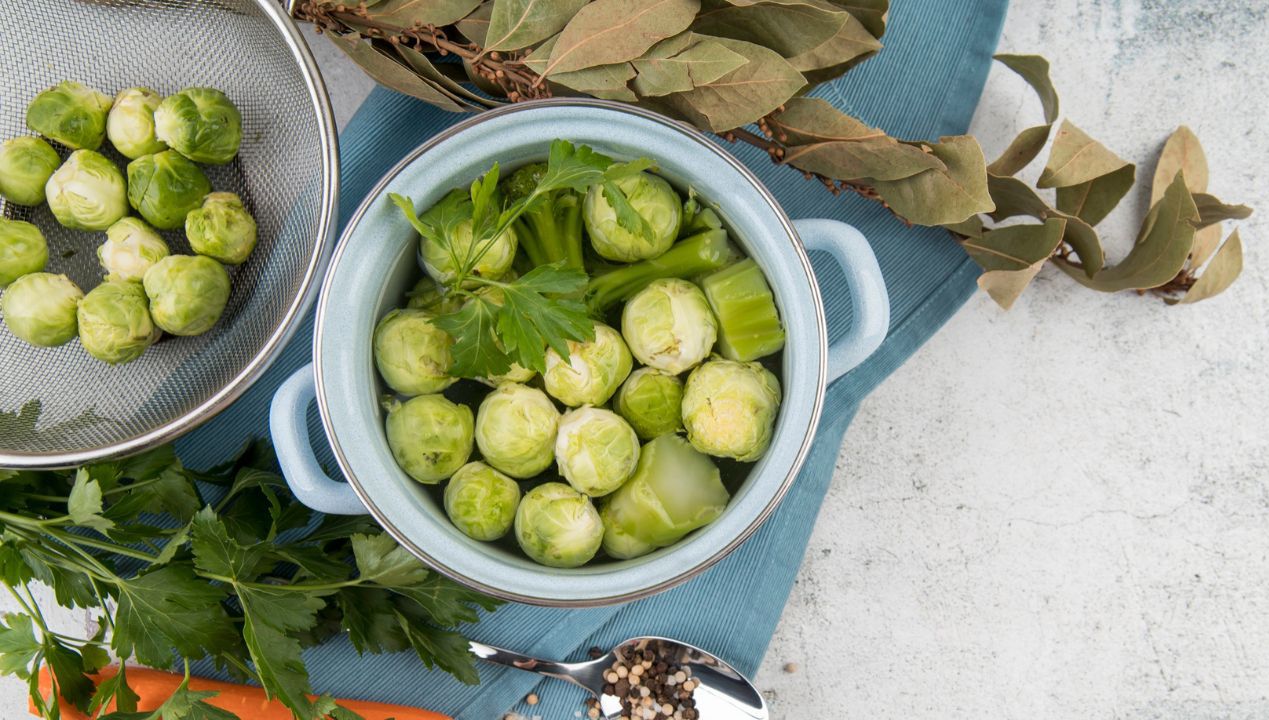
[468,641,606,694]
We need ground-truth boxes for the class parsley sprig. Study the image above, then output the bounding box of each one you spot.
[389,140,656,378]
[0,440,498,720]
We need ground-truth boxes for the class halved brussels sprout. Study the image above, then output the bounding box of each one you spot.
[45,149,128,231]
[474,383,560,479]
[613,367,684,441]
[0,219,48,287]
[25,81,112,150]
[126,150,211,230]
[621,278,717,374]
[555,407,641,498]
[599,434,728,558]
[185,192,258,265]
[443,461,521,541]
[106,87,168,160]
[583,172,682,262]
[419,217,517,286]
[543,323,632,407]
[372,308,455,396]
[384,394,473,484]
[0,136,61,206]
[141,255,230,336]
[681,359,781,462]
[153,88,242,165]
[0,272,82,346]
[514,482,604,568]
[76,280,160,365]
[98,217,170,282]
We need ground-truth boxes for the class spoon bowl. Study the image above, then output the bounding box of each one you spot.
[469,636,767,720]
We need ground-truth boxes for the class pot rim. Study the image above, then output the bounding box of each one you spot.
[313,98,828,606]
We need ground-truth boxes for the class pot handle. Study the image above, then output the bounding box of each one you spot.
[269,364,367,515]
[794,219,890,382]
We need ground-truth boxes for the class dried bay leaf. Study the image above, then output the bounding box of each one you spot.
[1191,193,1254,228]
[1038,120,1131,189]
[552,62,639,101]
[869,136,994,226]
[1055,164,1135,225]
[826,0,888,38]
[519,34,557,75]
[783,138,943,181]
[395,44,499,108]
[982,173,1103,275]
[986,55,1059,176]
[456,1,493,46]
[1189,226,1223,268]
[788,13,882,84]
[544,0,700,76]
[693,0,849,59]
[964,219,1067,309]
[769,97,884,144]
[485,0,588,51]
[978,260,1049,310]
[1168,230,1242,305]
[367,0,483,27]
[325,33,470,112]
[659,36,805,131]
[1152,125,1208,203]
[631,33,747,97]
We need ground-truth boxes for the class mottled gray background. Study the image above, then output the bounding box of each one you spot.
[4,1,1266,717]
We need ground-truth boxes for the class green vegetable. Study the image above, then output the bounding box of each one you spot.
[385,394,474,483]
[185,192,258,265]
[127,150,212,230]
[444,461,521,541]
[514,482,604,568]
[0,272,82,346]
[98,217,170,282]
[0,136,61,206]
[0,218,48,287]
[502,162,585,269]
[404,276,460,313]
[621,278,717,374]
[76,280,160,364]
[682,358,781,462]
[585,228,738,313]
[372,308,456,396]
[600,434,729,558]
[555,407,641,497]
[153,87,243,165]
[613,367,684,441]
[45,149,128,231]
[142,255,231,336]
[410,188,519,285]
[542,323,632,407]
[106,87,168,159]
[25,81,112,150]
[583,171,682,262]
[474,382,560,479]
[700,258,786,361]
[0,441,498,720]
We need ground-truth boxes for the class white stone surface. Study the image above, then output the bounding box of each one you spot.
[4,2,1267,718]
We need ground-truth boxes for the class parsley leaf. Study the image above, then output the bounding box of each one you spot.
[351,533,429,586]
[238,586,329,720]
[536,139,614,193]
[67,470,114,533]
[601,179,656,241]
[0,613,41,679]
[432,296,513,378]
[190,507,268,581]
[89,665,140,716]
[112,566,238,669]
[494,268,594,374]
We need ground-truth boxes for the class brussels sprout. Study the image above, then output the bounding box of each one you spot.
[480,362,536,387]
[583,172,682,262]
[98,217,170,282]
[613,367,684,441]
[25,81,112,150]
[185,192,257,265]
[599,435,728,557]
[514,482,603,568]
[542,323,632,407]
[555,407,641,498]
[384,394,474,484]
[126,150,211,230]
[443,461,521,541]
[404,276,460,313]
[0,136,61,206]
[76,280,160,364]
[0,272,82,346]
[621,278,717,374]
[153,88,242,165]
[372,308,455,396]
[682,359,781,462]
[106,87,168,160]
[142,255,230,336]
[45,150,128,231]
[474,383,560,479]
[0,219,48,287]
[419,217,517,286]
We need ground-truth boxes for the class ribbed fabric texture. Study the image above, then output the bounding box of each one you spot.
[179,1,1007,716]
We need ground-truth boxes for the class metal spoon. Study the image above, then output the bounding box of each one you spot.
[469,636,768,719]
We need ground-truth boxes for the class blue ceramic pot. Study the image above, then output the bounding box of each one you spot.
[270,100,889,606]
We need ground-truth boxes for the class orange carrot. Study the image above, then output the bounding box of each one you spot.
[34,666,451,720]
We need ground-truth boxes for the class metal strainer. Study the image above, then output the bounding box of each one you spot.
[0,0,338,468]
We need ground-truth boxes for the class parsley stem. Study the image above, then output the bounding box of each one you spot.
[0,510,66,528]
[4,584,39,625]
[206,575,361,593]
[18,584,47,631]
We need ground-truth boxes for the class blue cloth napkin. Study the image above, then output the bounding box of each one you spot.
[179,1,1007,716]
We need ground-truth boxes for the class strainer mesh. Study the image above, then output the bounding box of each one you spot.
[0,0,327,460]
